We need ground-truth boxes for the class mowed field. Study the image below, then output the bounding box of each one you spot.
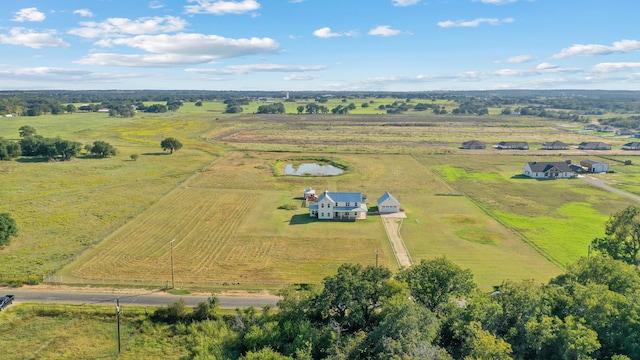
[4,99,640,290]
[62,150,562,289]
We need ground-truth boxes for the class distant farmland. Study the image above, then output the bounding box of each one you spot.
[3,100,640,290]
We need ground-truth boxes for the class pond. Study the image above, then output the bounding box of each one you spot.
[284,163,344,176]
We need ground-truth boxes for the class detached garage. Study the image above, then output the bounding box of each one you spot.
[377,192,401,213]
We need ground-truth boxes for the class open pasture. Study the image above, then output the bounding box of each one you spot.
[5,105,640,289]
[0,111,218,276]
[0,304,181,359]
[415,153,637,266]
[63,150,563,289]
[206,113,633,154]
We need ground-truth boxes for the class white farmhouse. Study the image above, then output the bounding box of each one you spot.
[522,161,575,179]
[377,192,401,213]
[309,190,367,220]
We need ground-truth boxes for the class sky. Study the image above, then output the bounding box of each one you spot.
[0,0,639,91]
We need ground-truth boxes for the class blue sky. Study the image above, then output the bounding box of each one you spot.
[0,0,638,91]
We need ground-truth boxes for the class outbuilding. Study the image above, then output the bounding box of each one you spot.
[377,192,401,213]
[580,160,609,173]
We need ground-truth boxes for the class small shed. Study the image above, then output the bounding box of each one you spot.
[580,160,609,173]
[377,192,401,213]
[303,187,317,200]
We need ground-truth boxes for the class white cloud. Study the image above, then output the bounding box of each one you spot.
[473,0,518,4]
[0,28,70,49]
[149,1,164,9]
[553,39,640,58]
[368,25,402,37]
[68,16,188,38]
[108,33,278,56]
[313,27,340,38]
[12,8,46,22]
[437,18,514,28]
[536,62,558,71]
[76,53,218,67]
[591,62,640,73]
[187,63,325,75]
[184,0,260,15]
[503,55,532,63]
[313,27,357,38]
[73,9,93,17]
[392,0,420,6]
[284,74,320,81]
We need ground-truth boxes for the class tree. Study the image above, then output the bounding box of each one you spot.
[397,257,476,311]
[90,141,117,158]
[130,154,139,161]
[0,138,21,160]
[0,213,18,247]
[297,105,304,114]
[18,125,37,138]
[65,104,77,113]
[161,137,183,154]
[592,206,640,266]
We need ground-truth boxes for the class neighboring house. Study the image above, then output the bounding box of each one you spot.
[580,160,609,173]
[578,142,611,150]
[461,140,486,149]
[377,192,401,213]
[597,125,616,133]
[622,142,640,150]
[631,132,640,138]
[616,129,634,136]
[583,123,600,130]
[541,141,569,150]
[309,190,367,220]
[497,141,529,150]
[522,161,576,179]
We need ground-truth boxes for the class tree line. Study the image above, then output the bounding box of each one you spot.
[131,206,640,359]
[143,255,639,359]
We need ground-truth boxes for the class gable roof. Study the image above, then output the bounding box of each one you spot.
[462,140,486,146]
[578,141,611,149]
[542,140,569,147]
[377,192,399,205]
[317,190,363,203]
[526,161,573,173]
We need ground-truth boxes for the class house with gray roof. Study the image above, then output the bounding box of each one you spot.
[377,192,401,213]
[541,141,569,150]
[461,140,486,149]
[578,142,611,150]
[622,142,640,150]
[309,190,367,220]
[522,161,576,179]
[497,141,529,150]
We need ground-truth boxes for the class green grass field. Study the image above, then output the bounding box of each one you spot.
[0,304,185,359]
[3,100,640,291]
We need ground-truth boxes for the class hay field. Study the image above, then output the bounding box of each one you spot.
[63,151,563,289]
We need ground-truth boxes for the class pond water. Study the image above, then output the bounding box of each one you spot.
[284,163,344,176]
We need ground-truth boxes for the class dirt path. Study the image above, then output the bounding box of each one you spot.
[380,213,412,268]
[579,175,640,202]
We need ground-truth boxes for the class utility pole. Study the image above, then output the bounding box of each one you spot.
[116,298,121,354]
[375,250,379,267]
[170,238,175,289]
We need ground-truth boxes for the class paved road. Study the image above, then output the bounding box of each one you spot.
[579,175,640,202]
[2,289,280,308]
